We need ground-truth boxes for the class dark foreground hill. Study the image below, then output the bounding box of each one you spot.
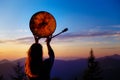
[0,54,120,80]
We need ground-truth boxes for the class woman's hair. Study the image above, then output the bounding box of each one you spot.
[25,43,43,77]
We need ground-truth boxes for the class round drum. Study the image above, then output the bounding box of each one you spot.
[30,11,56,38]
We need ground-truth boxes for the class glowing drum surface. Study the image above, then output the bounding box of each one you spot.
[30,11,56,38]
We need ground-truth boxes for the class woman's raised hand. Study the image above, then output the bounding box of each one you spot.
[46,35,52,44]
[34,35,41,43]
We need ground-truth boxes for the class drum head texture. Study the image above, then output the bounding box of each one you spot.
[30,11,56,38]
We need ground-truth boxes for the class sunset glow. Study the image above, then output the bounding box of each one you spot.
[0,0,120,60]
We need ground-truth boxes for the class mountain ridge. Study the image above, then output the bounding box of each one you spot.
[0,54,120,80]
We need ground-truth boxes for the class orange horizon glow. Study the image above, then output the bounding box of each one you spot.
[0,40,120,60]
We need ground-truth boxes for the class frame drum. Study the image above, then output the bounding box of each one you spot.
[30,11,56,38]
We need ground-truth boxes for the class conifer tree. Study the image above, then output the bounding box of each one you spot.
[0,75,3,80]
[83,48,102,80]
[11,62,27,80]
[74,77,78,80]
[52,77,61,80]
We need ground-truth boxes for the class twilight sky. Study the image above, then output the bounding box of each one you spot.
[0,0,120,60]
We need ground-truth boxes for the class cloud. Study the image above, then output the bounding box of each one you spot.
[56,30,120,39]
[99,47,120,50]
[112,25,120,28]
[15,37,34,44]
[16,37,33,41]
[0,30,120,44]
[16,29,29,33]
[0,37,33,44]
[0,40,14,43]
[0,40,4,43]
[115,37,120,40]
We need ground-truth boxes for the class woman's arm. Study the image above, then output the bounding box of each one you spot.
[34,35,40,43]
[46,36,55,60]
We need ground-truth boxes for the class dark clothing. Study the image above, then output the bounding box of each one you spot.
[26,43,54,80]
[28,58,54,80]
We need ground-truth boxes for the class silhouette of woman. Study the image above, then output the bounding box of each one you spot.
[25,36,55,80]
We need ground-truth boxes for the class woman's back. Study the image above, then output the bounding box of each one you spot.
[25,37,55,80]
[27,58,53,80]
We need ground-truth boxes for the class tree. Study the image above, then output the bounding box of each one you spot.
[52,77,61,80]
[83,48,102,80]
[0,75,3,80]
[11,62,27,80]
[74,77,78,80]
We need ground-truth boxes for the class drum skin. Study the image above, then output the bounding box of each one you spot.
[30,11,56,38]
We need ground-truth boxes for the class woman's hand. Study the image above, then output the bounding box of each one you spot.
[46,35,52,44]
[34,35,40,43]
[46,35,55,60]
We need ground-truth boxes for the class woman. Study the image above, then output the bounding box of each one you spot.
[25,36,55,80]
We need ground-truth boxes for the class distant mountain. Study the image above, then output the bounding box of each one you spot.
[0,59,15,80]
[98,54,120,80]
[13,57,26,66]
[0,59,10,64]
[51,59,87,80]
[0,54,120,80]
[110,54,120,59]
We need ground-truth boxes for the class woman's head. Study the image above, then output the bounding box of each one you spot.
[28,43,43,61]
[25,43,43,77]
